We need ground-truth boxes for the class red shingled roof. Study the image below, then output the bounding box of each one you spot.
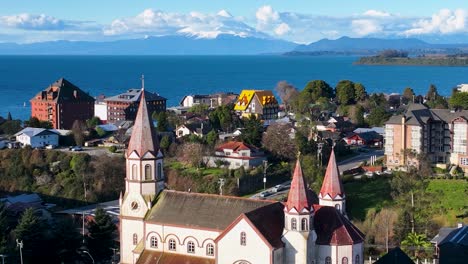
[285,159,312,212]
[313,205,365,245]
[215,141,256,153]
[127,89,160,158]
[319,149,344,199]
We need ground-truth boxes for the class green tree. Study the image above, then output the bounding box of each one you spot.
[25,117,52,129]
[155,111,169,132]
[295,80,333,113]
[72,120,86,146]
[86,116,101,128]
[401,232,432,258]
[354,83,367,101]
[0,119,22,135]
[53,218,81,262]
[425,84,448,109]
[95,126,107,137]
[402,87,415,104]
[14,208,48,262]
[0,203,8,254]
[189,104,209,115]
[350,105,366,126]
[206,130,218,146]
[449,91,468,110]
[160,135,171,153]
[240,115,263,147]
[209,104,235,132]
[366,106,390,126]
[87,208,117,262]
[335,80,356,105]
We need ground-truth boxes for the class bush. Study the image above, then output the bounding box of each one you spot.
[108,146,117,153]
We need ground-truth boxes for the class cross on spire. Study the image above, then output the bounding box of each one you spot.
[141,74,145,90]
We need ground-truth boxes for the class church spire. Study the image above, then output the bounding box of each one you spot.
[127,89,159,158]
[319,149,344,199]
[285,156,312,212]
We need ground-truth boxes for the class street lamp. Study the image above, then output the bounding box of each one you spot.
[82,250,95,264]
[263,160,270,190]
[16,240,23,264]
[0,254,6,264]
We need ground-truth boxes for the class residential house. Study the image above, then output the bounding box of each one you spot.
[457,84,468,92]
[384,103,468,171]
[343,131,383,147]
[431,223,466,262]
[373,247,414,264]
[175,122,210,138]
[119,92,365,264]
[180,92,238,108]
[234,90,279,120]
[205,141,266,169]
[353,127,385,137]
[105,88,166,123]
[437,225,468,264]
[30,78,95,129]
[15,127,59,148]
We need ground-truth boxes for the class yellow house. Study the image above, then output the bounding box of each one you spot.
[234,90,279,120]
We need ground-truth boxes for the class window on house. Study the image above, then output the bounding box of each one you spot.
[291,218,297,230]
[301,218,308,231]
[240,232,246,246]
[206,243,214,256]
[157,163,162,180]
[150,236,158,248]
[132,164,137,180]
[133,233,138,245]
[169,239,176,251]
[325,256,331,264]
[187,241,195,253]
[342,257,348,264]
[335,204,341,211]
[145,164,152,180]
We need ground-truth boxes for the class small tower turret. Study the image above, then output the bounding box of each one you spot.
[318,149,346,215]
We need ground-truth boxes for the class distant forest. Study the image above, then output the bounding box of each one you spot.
[355,49,468,66]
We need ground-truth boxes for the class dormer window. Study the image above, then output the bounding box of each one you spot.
[145,164,152,180]
[291,218,297,230]
[301,218,308,231]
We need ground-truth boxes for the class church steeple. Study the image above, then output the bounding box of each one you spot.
[285,158,312,213]
[319,149,346,214]
[127,88,160,158]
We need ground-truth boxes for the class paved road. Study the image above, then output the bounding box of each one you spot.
[56,146,122,157]
[337,149,384,174]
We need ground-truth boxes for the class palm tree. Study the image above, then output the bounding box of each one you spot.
[401,232,431,258]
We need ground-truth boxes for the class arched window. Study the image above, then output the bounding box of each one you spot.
[150,236,158,248]
[187,241,195,253]
[145,164,152,180]
[355,255,360,264]
[325,256,331,264]
[133,233,138,245]
[157,163,162,180]
[342,257,348,264]
[240,232,246,246]
[301,218,308,231]
[169,239,176,251]
[291,218,297,230]
[335,204,341,211]
[206,243,214,256]
[132,164,137,180]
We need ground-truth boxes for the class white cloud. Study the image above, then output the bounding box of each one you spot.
[274,23,290,36]
[104,9,266,39]
[256,5,280,31]
[404,9,467,35]
[0,13,65,30]
[352,19,383,36]
[363,10,391,18]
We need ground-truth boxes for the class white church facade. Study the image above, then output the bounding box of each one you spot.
[120,90,365,264]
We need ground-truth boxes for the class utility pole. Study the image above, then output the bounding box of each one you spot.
[16,240,23,264]
[411,191,415,233]
[0,254,6,264]
[263,160,268,190]
[317,142,324,165]
[218,178,225,196]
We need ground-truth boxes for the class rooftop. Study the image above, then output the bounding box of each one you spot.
[105,89,166,103]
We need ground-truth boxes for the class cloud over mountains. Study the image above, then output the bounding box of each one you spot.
[1,6,468,44]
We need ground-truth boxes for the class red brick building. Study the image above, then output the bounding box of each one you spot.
[105,89,166,123]
[30,78,95,129]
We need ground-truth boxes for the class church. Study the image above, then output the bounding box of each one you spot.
[120,90,365,264]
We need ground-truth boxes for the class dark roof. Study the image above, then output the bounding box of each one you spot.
[136,250,214,264]
[314,205,365,245]
[145,190,274,231]
[105,88,166,103]
[182,122,211,135]
[431,227,458,244]
[439,226,468,246]
[244,202,285,249]
[386,103,468,126]
[31,78,94,103]
[374,247,414,264]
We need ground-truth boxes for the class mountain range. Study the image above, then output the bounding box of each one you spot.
[1,35,468,55]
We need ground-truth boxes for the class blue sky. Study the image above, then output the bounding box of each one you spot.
[1,1,468,43]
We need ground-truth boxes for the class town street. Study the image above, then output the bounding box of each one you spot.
[337,149,384,174]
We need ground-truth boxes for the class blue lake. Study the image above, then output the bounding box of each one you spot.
[0,55,467,121]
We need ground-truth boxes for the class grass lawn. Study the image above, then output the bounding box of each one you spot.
[345,177,394,221]
[426,179,468,225]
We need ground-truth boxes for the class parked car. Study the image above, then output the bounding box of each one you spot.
[70,146,83,152]
[45,144,56,149]
[272,184,287,193]
[259,191,272,198]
